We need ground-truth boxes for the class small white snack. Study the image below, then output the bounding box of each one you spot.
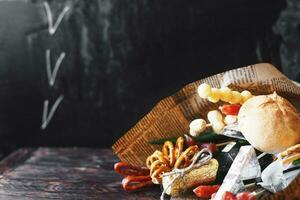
[207,110,225,133]
[224,115,237,125]
[241,90,253,103]
[189,119,207,137]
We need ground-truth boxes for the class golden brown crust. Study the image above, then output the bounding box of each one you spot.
[162,141,176,168]
[174,145,199,169]
[146,150,168,169]
[238,92,300,153]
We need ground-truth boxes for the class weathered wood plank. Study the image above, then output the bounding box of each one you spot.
[0,148,35,175]
[5,165,119,181]
[0,179,160,199]
[25,148,118,168]
[0,148,161,199]
[3,148,299,200]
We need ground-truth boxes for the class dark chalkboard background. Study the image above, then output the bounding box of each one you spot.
[0,0,286,156]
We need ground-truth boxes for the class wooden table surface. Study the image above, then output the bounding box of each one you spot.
[0,148,163,200]
[1,148,299,200]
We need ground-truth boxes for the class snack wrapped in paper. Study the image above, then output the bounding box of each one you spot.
[162,158,218,196]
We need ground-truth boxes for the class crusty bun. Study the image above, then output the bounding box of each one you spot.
[238,92,300,153]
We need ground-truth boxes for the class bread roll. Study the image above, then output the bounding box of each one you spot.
[238,92,300,153]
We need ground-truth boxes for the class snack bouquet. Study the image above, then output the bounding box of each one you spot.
[112,63,300,200]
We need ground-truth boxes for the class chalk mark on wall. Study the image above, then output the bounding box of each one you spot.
[43,1,70,35]
[46,49,65,86]
[41,1,71,130]
[41,95,64,130]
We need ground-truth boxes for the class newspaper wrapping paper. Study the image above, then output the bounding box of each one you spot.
[112,63,300,166]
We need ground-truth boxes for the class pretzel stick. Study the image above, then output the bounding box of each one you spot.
[283,153,300,165]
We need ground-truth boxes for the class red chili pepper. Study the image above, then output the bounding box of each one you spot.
[236,192,256,200]
[122,175,153,191]
[193,185,220,198]
[114,162,149,176]
[219,104,241,116]
[223,191,237,200]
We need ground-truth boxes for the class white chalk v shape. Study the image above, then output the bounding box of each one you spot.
[46,49,65,86]
[43,1,70,35]
[41,95,64,130]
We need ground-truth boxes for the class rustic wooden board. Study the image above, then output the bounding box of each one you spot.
[0,148,298,200]
[0,148,161,200]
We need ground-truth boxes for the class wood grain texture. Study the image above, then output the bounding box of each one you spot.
[0,148,160,200]
[0,148,298,200]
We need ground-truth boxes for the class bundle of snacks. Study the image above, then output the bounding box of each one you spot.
[146,137,187,184]
[112,63,300,200]
[116,136,219,196]
[162,157,218,196]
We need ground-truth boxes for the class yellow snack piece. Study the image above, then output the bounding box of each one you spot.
[220,87,232,102]
[241,90,253,103]
[230,91,242,104]
[208,88,221,103]
[197,83,254,105]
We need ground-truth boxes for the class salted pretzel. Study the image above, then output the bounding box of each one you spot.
[280,144,300,158]
[283,153,300,165]
[175,136,184,159]
[149,160,171,184]
[162,141,176,167]
[146,137,199,184]
[174,145,199,169]
[146,150,168,169]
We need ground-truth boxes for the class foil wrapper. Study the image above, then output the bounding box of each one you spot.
[213,146,261,200]
[259,157,300,193]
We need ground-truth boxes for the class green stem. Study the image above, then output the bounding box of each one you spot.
[293,158,300,165]
[149,132,246,145]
